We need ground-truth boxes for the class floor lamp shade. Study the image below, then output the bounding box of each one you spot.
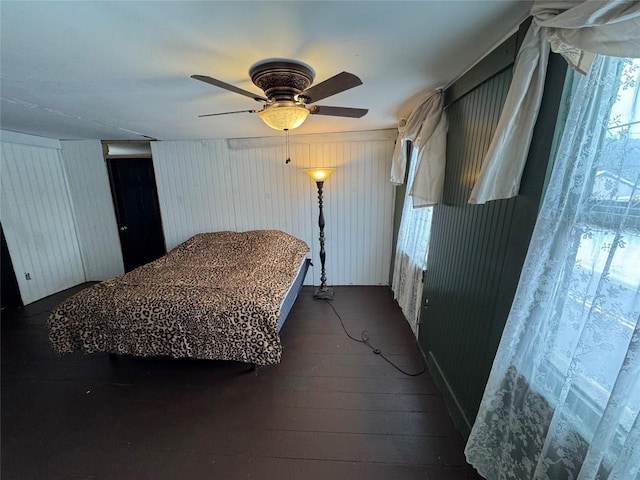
[303,168,335,182]
[304,168,335,300]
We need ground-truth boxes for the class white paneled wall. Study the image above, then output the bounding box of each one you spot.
[60,140,124,281]
[152,130,396,286]
[0,132,85,304]
[0,129,396,302]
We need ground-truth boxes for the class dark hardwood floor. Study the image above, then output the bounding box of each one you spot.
[1,285,481,479]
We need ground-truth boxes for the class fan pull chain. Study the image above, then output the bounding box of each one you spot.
[285,128,291,164]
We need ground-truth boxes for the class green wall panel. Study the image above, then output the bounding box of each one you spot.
[418,43,567,436]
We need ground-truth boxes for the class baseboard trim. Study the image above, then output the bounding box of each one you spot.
[426,350,473,438]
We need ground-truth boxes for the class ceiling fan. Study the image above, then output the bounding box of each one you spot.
[191,59,368,131]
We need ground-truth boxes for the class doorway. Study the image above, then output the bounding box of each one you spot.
[1,224,23,311]
[107,157,166,272]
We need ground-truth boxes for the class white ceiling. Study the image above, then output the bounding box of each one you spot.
[0,1,530,141]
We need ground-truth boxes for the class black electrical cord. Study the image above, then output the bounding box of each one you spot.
[322,299,426,377]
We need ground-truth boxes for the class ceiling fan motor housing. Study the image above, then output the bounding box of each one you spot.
[249,60,315,103]
[192,59,366,123]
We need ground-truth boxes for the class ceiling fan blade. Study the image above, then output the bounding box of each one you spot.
[191,75,267,102]
[299,72,363,103]
[308,105,368,118]
[198,109,258,118]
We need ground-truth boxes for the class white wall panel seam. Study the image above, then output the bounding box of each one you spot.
[1,140,84,303]
[60,140,123,281]
[151,132,395,285]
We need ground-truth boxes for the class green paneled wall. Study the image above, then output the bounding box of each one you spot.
[417,30,567,436]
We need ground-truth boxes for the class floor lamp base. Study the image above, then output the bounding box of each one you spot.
[313,287,334,300]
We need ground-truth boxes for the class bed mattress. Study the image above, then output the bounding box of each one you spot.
[48,230,310,365]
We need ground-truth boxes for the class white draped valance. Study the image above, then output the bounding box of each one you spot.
[390,89,447,207]
[469,0,640,204]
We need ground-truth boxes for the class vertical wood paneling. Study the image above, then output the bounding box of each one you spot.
[420,49,567,437]
[420,68,515,430]
[0,140,84,304]
[151,130,395,286]
[60,140,124,280]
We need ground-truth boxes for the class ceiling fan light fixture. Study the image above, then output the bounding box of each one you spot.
[258,103,310,131]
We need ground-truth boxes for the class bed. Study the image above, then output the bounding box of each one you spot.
[48,230,310,366]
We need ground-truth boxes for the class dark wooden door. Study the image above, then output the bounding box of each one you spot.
[1,224,23,311]
[107,158,166,272]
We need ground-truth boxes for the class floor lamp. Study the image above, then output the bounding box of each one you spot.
[304,167,335,300]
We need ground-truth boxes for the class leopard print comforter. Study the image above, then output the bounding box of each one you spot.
[48,230,309,365]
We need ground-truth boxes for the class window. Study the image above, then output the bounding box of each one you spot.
[466,56,640,480]
[392,145,433,336]
[543,58,640,468]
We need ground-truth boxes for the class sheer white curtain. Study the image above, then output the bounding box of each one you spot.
[392,146,433,336]
[470,0,640,204]
[390,89,444,334]
[466,56,640,479]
